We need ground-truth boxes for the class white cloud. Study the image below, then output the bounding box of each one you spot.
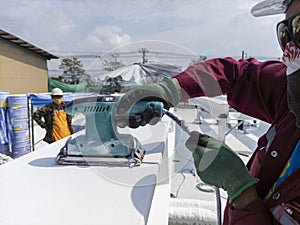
[83,26,131,51]
[0,0,76,49]
[0,0,285,60]
[52,12,76,36]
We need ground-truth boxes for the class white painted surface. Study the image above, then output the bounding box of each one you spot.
[188,96,228,119]
[0,116,173,225]
[1,104,271,225]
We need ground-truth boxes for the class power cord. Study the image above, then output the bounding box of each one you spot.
[170,168,194,198]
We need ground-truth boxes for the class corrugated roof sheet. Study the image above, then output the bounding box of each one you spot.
[0,29,58,60]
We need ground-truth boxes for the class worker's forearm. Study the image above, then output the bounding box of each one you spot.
[232,185,260,210]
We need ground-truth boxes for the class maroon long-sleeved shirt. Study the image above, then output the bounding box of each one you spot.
[174,57,300,224]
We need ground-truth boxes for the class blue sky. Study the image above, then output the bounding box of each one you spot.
[1,0,285,69]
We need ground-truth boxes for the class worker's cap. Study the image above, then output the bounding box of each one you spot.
[251,0,294,17]
[51,88,63,96]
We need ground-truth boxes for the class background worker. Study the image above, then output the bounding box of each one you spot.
[116,0,300,224]
[33,88,74,144]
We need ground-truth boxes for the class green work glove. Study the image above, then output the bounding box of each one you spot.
[116,76,180,128]
[185,131,259,204]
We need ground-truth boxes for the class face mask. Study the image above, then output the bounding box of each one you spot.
[282,42,300,75]
[53,98,63,105]
[282,42,300,129]
[287,70,300,129]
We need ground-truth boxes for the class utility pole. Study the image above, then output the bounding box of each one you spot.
[138,48,149,64]
[241,50,247,59]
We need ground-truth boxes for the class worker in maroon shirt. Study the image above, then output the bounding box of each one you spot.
[117,0,300,224]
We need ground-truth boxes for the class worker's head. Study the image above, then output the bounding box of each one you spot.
[51,88,63,105]
[251,0,300,51]
[277,1,300,51]
[252,0,300,129]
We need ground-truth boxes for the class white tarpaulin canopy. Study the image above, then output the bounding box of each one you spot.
[100,62,183,86]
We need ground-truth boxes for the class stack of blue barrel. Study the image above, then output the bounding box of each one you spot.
[0,91,10,156]
[7,95,30,158]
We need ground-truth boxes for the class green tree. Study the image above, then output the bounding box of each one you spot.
[103,53,124,72]
[59,57,91,84]
[102,75,123,93]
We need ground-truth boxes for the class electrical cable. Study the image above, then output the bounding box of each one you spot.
[163,109,222,225]
[171,168,194,198]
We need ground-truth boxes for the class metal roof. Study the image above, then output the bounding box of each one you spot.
[0,29,58,60]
